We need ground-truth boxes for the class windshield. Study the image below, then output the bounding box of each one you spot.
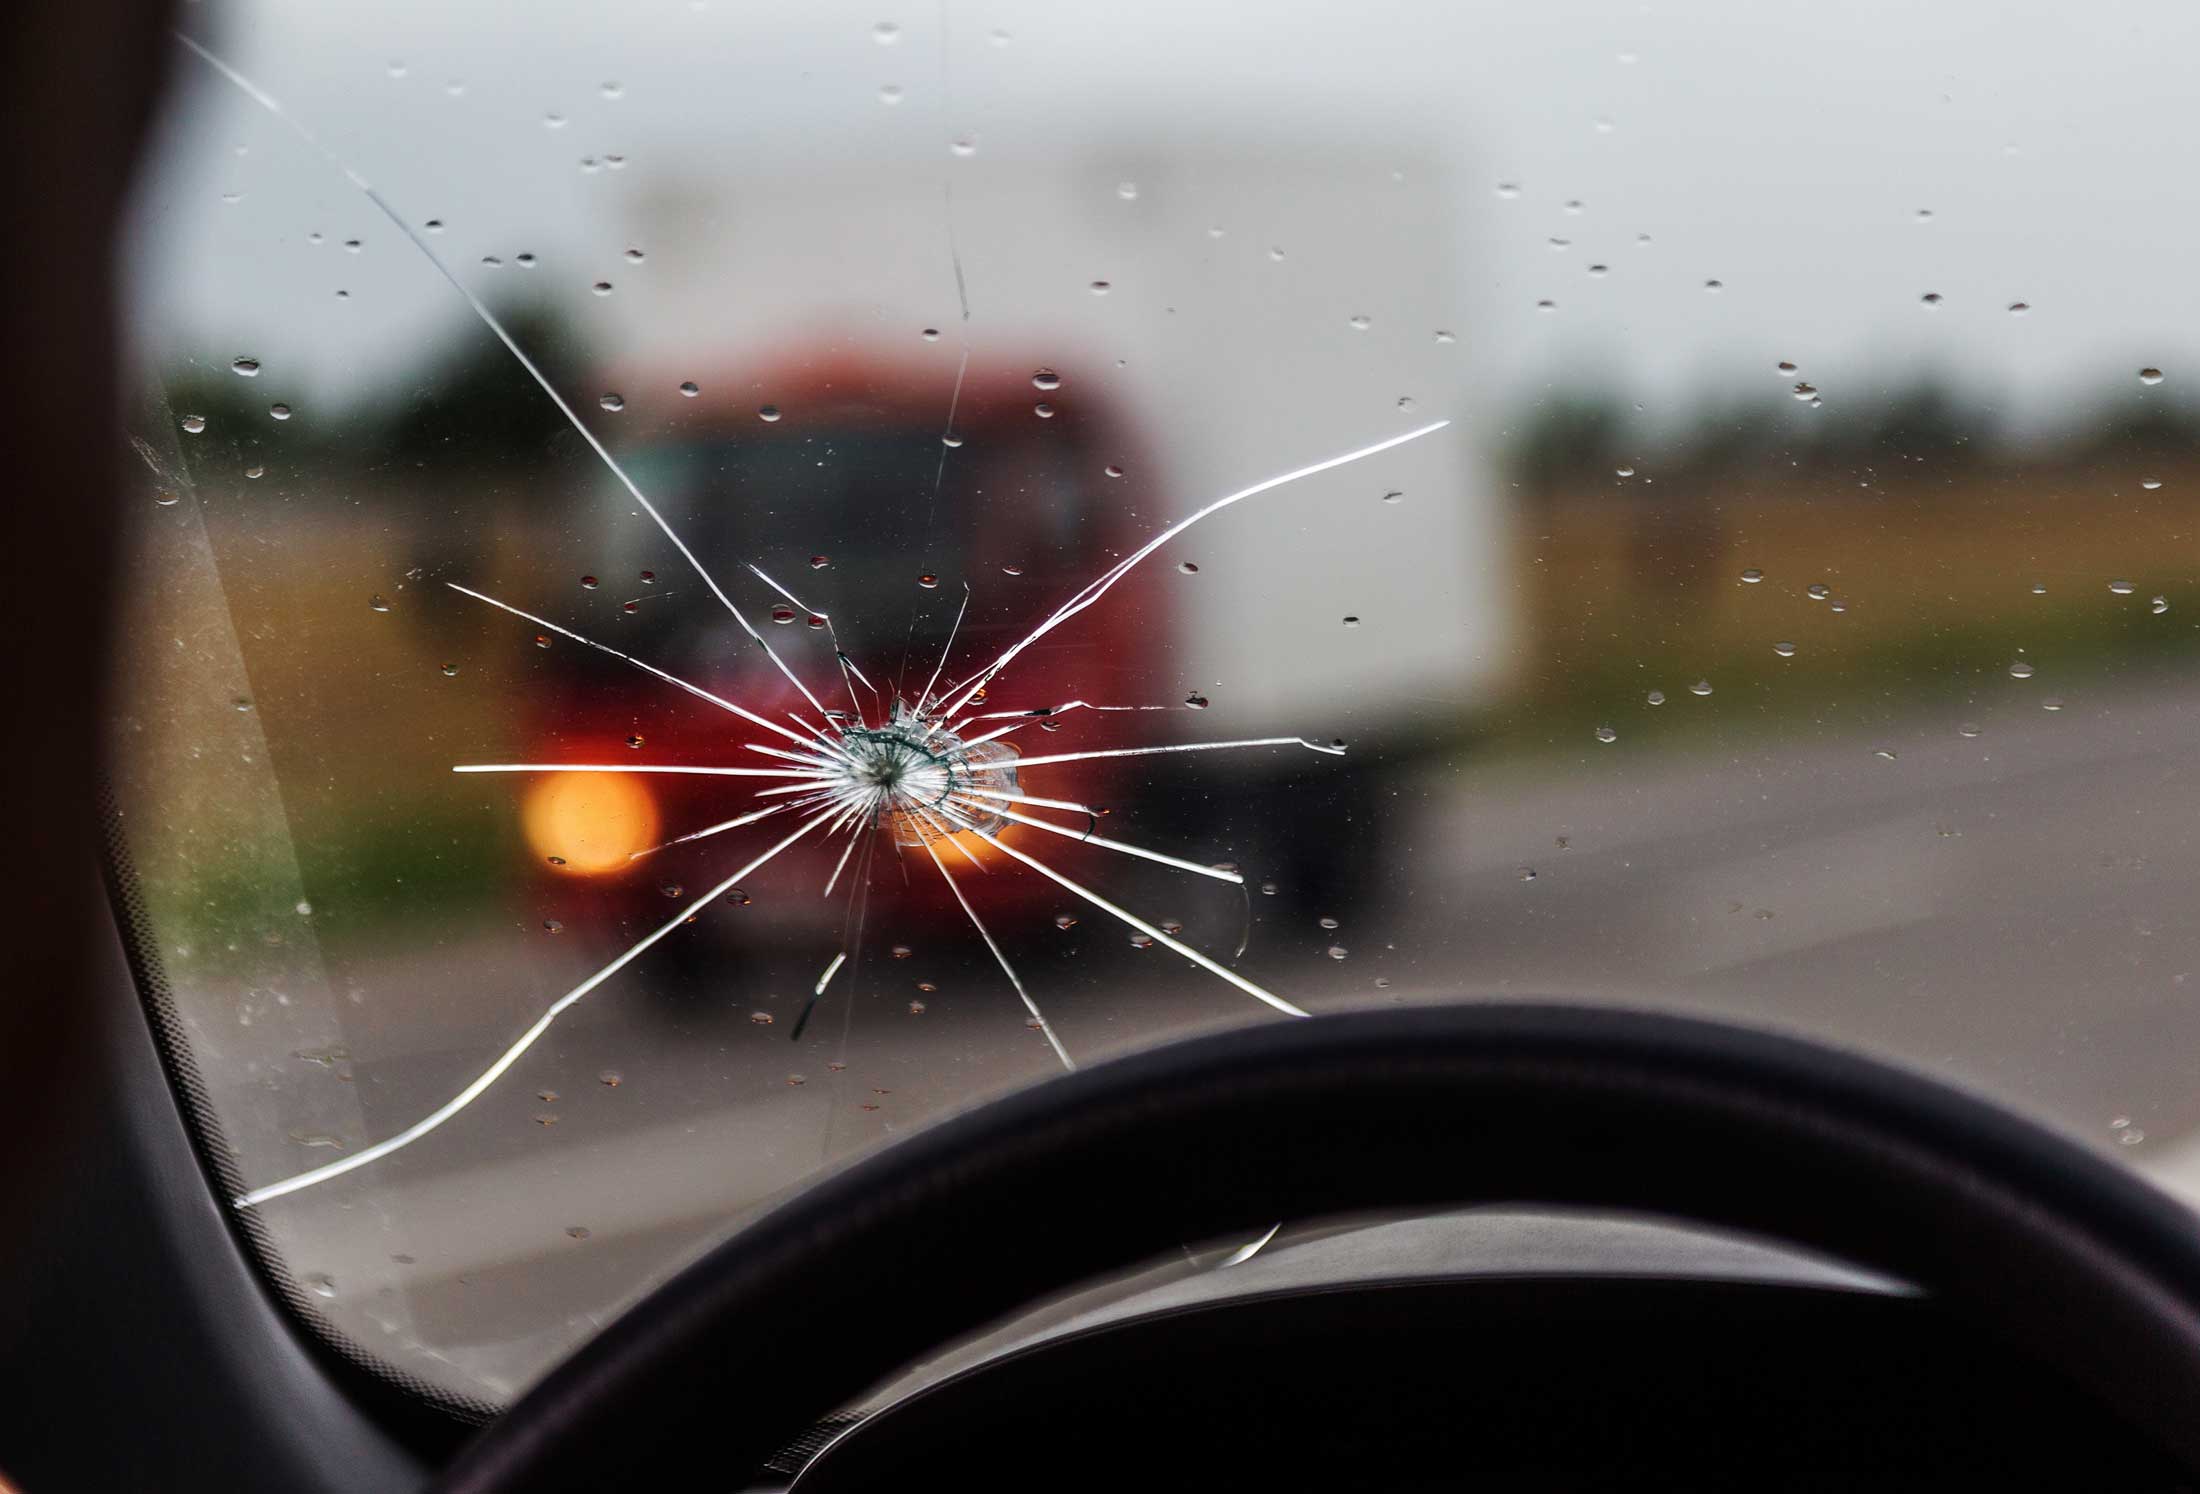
[111,0,2200,1407]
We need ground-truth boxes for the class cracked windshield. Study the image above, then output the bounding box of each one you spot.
[114,0,2200,1406]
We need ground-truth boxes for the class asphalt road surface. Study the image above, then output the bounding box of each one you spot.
[234,670,2200,1403]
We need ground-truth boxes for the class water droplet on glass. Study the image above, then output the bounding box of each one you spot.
[941,433,963,447]
[1773,641,1796,657]
[1689,679,1713,697]
[1177,561,1199,575]
[2007,301,2030,315]
[2009,660,2036,679]
[269,403,292,421]
[599,392,624,412]
[181,414,206,434]
[1259,881,1279,896]
[1116,181,1139,201]
[1957,722,1981,738]
[1776,361,1797,374]
[368,593,390,613]
[343,239,361,253]
[624,734,645,750]
[873,20,901,43]
[949,137,976,157]
[303,1274,337,1300]
[2142,477,2163,490]
[1348,314,1371,331]
[1434,329,1455,344]
[1703,279,1724,292]
[749,1010,774,1026]
[1054,914,1078,930]
[2110,579,2135,595]
[543,113,566,129]
[1088,280,1111,295]
[878,84,904,104]
[1594,724,1618,744]
[1921,292,1944,307]
[1268,247,1286,261]
[154,490,180,507]
[2152,595,2170,614]
[1615,465,1635,478]
[1495,181,1520,198]
[1587,263,1609,277]
[1806,583,1831,601]
[1536,299,1557,312]
[1740,567,1763,584]
[541,918,563,933]
[917,573,939,589]
[230,356,262,378]
[920,327,940,341]
[565,1226,591,1240]
[758,405,781,422]
[1033,402,1056,418]
[535,634,553,649]
[2042,697,2066,712]
[1318,916,1341,930]
[2140,367,2165,385]
[1791,382,1817,401]
[1342,615,1360,628]
[1380,490,1404,504]
[516,252,537,268]
[1326,945,1349,961]
[1874,748,1899,761]
[1518,866,1538,882]
[623,247,645,264]
[1031,369,1062,393]
[440,663,458,678]
[1184,693,1210,710]
[591,281,613,296]
[244,464,264,479]
[907,1000,928,1015]
[770,604,796,625]
[678,380,700,397]
[2120,1128,2146,1145]
[1646,689,1665,706]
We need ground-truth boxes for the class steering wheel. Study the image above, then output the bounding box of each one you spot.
[433,1004,2200,1491]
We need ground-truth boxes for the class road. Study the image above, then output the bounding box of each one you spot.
[236,668,2200,1403]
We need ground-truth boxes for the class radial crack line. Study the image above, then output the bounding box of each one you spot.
[944,794,1239,883]
[629,798,810,860]
[936,806,1309,1020]
[233,807,838,1208]
[793,813,884,1042]
[821,794,880,896]
[915,583,973,713]
[948,785,1100,815]
[745,741,855,771]
[936,420,1450,719]
[1003,737,1345,770]
[748,563,873,728]
[454,763,830,779]
[912,808,1074,1071]
[172,36,835,720]
[445,584,827,752]
[909,800,990,874]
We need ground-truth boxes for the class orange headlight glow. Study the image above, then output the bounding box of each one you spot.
[522,772,660,875]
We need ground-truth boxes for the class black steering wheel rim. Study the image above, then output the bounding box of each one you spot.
[434,1003,2200,1491]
